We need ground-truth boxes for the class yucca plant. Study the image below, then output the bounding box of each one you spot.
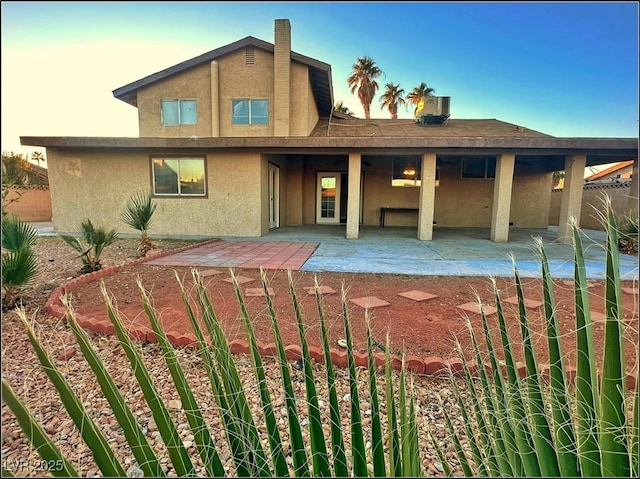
[1,215,38,309]
[120,190,157,256]
[59,219,118,274]
[2,196,636,477]
[436,196,638,477]
[2,268,422,477]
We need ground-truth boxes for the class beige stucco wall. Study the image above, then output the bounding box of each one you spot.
[287,155,552,228]
[137,49,317,138]
[549,182,633,230]
[46,148,264,237]
[137,64,213,138]
[291,62,319,136]
[284,156,304,225]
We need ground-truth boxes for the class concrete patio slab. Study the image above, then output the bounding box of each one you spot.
[35,221,637,280]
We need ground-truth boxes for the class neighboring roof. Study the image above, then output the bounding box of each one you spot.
[312,118,553,138]
[112,36,333,117]
[29,163,49,186]
[585,159,634,181]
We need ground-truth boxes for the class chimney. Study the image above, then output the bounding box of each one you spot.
[273,19,291,136]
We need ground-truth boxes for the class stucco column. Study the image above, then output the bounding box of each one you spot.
[210,61,220,137]
[346,152,362,239]
[490,153,515,243]
[417,152,437,240]
[628,158,639,213]
[558,154,586,243]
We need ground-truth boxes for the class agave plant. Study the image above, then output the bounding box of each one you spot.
[1,215,38,309]
[2,266,422,477]
[435,196,638,477]
[120,190,157,256]
[59,219,118,274]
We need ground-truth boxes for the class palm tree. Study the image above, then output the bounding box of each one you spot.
[1,215,38,309]
[120,190,157,256]
[406,82,436,115]
[347,56,383,119]
[333,101,354,116]
[60,219,119,273]
[30,151,45,167]
[379,83,406,119]
[1,151,44,186]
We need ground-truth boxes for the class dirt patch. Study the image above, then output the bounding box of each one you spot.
[66,264,639,372]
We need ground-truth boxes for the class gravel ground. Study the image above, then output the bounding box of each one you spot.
[2,236,467,477]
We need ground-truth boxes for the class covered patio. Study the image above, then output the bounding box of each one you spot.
[166,225,639,279]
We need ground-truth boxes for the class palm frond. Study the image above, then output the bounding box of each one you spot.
[1,215,38,252]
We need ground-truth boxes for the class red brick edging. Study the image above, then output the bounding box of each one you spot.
[44,240,637,391]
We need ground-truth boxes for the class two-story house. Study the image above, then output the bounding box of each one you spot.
[21,19,638,243]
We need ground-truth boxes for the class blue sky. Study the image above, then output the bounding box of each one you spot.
[1,1,638,157]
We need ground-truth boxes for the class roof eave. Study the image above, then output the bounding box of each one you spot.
[20,135,639,156]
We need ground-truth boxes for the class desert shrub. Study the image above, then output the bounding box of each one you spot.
[120,189,157,256]
[436,196,638,477]
[59,219,118,273]
[618,210,638,254]
[1,215,38,309]
[2,196,637,477]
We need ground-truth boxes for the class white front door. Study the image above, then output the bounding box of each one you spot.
[316,172,341,224]
[268,163,280,229]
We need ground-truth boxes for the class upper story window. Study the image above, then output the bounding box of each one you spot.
[161,100,197,125]
[461,156,496,179]
[152,157,206,196]
[232,99,269,125]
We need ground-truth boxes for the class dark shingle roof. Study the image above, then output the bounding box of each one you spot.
[311,118,554,138]
[112,36,333,116]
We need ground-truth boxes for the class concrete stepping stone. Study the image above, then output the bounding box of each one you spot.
[398,290,438,302]
[245,288,275,297]
[350,296,391,309]
[456,301,497,316]
[198,269,224,277]
[303,285,336,296]
[590,311,606,322]
[223,275,255,284]
[502,296,543,309]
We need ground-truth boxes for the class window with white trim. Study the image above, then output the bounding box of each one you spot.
[152,157,206,196]
[232,99,269,125]
[161,100,197,125]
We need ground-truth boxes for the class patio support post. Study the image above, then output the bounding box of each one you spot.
[346,152,362,239]
[628,158,639,213]
[417,152,437,240]
[210,61,220,137]
[558,154,586,243]
[490,153,515,243]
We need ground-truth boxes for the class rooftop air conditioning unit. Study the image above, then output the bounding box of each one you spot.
[415,96,450,125]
